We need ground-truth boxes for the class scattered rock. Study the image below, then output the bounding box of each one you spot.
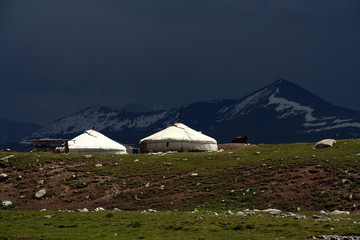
[242,209,255,216]
[85,155,92,158]
[95,163,103,167]
[0,173,8,182]
[1,200,13,207]
[44,215,52,218]
[94,207,105,212]
[113,208,121,212]
[145,182,150,188]
[35,189,46,199]
[329,210,350,215]
[191,173,198,176]
[146,209,157,213]
[38,180,44,185]
[312,235,360,239]
[0,155,15,162]
[236,211,247,217]
[211,212,219,216]
[78,208,89,212]
[134,159,139,163]
[262,209,282,215]
[279,212,306,220]
[313,215,331,221]
[40,209,47,211]
[225,210,234,215]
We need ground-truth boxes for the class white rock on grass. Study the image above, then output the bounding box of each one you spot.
[95,163,103,167]
[313,139,336,149]
[78,208,89,212]
[313,215,331,221]
[279,212,306,220]
[225,210,234,215]
[35,189,46,199]
[329,210,350,215]
[94,207,105,212]
[236,211,247,217]
[0,173,8,181]
[262,209,282,215]
[1,200,13,207]
[0,155,15,161]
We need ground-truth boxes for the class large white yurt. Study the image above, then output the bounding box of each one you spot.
[139,123,218,153]
[67,129,127,154]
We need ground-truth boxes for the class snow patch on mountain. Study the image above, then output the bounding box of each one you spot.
[232,88,271,114]
[215,88,273,122]
[303,122,327,127]
[126,111,169,129]
[333,119,353,123]
[31,107,172,138]
[305,122,360,133]
[268,93,317,122]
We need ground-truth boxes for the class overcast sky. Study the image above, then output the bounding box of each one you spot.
[1,0,359,125]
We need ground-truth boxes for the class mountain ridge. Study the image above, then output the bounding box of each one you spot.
[2,79,360,148]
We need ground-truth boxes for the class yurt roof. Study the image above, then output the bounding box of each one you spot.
[140,123,216,143]
[69,130,126,152]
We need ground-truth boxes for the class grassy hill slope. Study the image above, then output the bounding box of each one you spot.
[1,139,360,213]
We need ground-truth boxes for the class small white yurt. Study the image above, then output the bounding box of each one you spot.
[139,123,218,153]
[67,130,127,154]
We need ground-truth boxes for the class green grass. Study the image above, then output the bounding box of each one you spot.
[2,139,360,171]
[1,210,360,240]
[1,139,360,239]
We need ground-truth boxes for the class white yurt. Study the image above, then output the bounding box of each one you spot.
[139,123,218,153]
[67,129,127,154]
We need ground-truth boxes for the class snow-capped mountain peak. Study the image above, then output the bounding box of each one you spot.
[28,79,360,144]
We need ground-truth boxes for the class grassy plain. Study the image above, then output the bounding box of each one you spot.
[1,210,360,239]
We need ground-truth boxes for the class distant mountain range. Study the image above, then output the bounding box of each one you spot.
[0,119,41,150]
[2,79,360,149]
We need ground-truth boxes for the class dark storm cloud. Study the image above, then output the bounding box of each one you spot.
[1,0,359,124]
